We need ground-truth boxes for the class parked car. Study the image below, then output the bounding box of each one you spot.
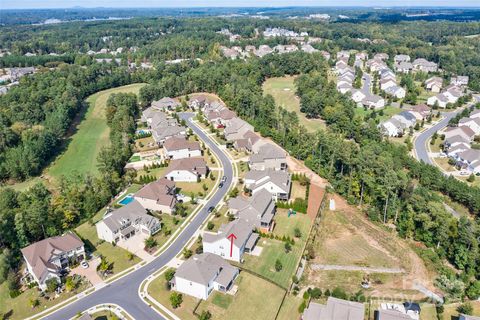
[218,182,224,188]
[80,261,89,269]
[221,176,227,182]
[207,206,215,213]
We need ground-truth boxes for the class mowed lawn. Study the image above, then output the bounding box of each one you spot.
[354,105,402,121]
[47,83,146,181]
[262,76,325,132]
[197,272,285,320]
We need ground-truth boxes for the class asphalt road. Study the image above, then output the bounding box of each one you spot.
[361,73,372,95]
[413,109,463,165]
[43,112,234,320]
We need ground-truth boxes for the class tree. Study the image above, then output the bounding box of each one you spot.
[65,276,75,292]
[467,174,475,183]
[164,268,176,282]
[284,242,292,253]
[144,236,158,250]
[45,278,59,293]
[29,298,40,308]
[275,259,283,272]
[331,287,348,300]
[294,227,302,238]
[457,302,473,315]
[198,310,212,320]
[183,248,193,259]
[170,292,183,309]
[466,280,480,300]
[207,221,215,230]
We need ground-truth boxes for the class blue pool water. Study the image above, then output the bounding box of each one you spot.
[119,194,134,205]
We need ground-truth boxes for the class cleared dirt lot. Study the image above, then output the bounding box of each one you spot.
[305,194,439,300]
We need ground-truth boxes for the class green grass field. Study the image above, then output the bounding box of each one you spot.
[47,83,146,182]
[354,105,402,121]
[262,76,326,132]
[196,273,285,320]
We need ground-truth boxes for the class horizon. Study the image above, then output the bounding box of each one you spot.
[2,1,480,10]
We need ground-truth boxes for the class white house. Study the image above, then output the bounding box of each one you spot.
[362,95,385,109]
[164,157,209,182]
[21,232,85,291]
[378,119,403,137]
[134,179,177,214]
[171,253,239,300]
[458,117,480,135]
[384,85,406,99]
[451,76,469,87]
[444,126,476,142]
[244,170,291,201]
[427,94,449,108]
[380,78,397,90]
[350,89,367,103]
[163,137,202,160]
[96,200,161,244]
[302,297,365,320]
[392,111,417,128]
[203,219,258,262]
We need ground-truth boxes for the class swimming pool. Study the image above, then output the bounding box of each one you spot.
[118,194,134,206]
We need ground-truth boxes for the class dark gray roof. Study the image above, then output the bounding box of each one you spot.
[375,310,412,320]
[203,219,254,248]
[228,189,275,229]
[249,143,286,164]
[398,111,416,122]
[245,170,290,193]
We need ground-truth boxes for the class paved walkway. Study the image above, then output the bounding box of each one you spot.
[310,264,405,274]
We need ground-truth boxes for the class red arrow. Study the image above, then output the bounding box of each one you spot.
[227,233,237,258]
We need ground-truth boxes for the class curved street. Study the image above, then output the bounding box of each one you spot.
[413,109,463,165]
[43,112,234,320]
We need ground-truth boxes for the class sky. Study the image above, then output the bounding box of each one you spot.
[1,0,480,9]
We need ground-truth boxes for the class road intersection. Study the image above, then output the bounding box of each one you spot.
[42,112,234,320]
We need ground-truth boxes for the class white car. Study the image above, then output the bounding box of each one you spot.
[459,170,470,176]
[80,261,89,269]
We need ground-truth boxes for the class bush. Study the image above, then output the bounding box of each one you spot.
[165,268,176,282]
[457,302,473,315]
[207,221,215,230]
[298,300,307,313]
[310,287,322,299]
[284,242,292,253]
[183,248,193,259]
[331,287,348,299]
[294,227,302,238]
[170,292,183,309]
[275,259,283,272]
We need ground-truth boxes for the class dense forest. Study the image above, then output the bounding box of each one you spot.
[0,16,479,300]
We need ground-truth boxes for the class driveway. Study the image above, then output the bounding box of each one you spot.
[71,257,103,287]
[116,232,154,262]
[42,112,235,320]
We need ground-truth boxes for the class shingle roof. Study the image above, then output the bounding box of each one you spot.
[203,219,254,248]
[245,169,290,193]
[175,253,237,286]
[101,200,159,233]
[249,143,286,164]
[164,137,201,152]
[375,310,412,320]
[228,189,275,229]
[164,157,208,176]
[135,179,176,207]
[21,232,84,283]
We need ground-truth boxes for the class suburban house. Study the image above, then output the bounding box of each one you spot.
[205,108,236,127]
[228,189,276,232]
[425,76,443,93]
[302,297,365,320]
[451,76,469,87]
[152,125,186,146]
[380,78,397,90]
[412,58,438,73]
[249,143,287,171]
[188,95,209,110]
[394,54,411,64]
[458,117,480,135]
[163,137,202,160]
[164,157,209,182]
[444,126,475,142]
[378,118,405,137]
[374,53,389,61]
[350,89,366,104]
[470,109,480,119]
[96,200,161,244]
[244,170,291,201]
[233,130,265,153]
[395,62,413,73]
[410,104,431,119]
[374,302,421,320]
[224,117,254,141]
[427,93,449,108]
[203,219,258,262]
[362,94,385,109]
[456,149,480,174]
[151,97,181,111]
[392,111,417,129]
[21,232,85,291]
[134,179,177,214]
[171,253,239,300]
[148,112,178,129]
[384,85,406,99]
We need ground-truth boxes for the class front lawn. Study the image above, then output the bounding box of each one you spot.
[196,272,285,320]
[0,277,89,320]
[75,218,140,276]
[176,176,216,197]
